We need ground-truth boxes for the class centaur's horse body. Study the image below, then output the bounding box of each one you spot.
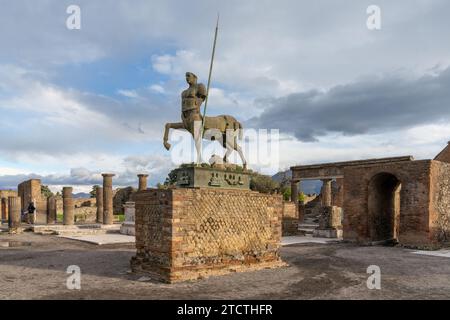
[163,72,247,169]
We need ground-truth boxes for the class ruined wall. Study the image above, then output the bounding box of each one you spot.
[343,160,433,246]
[282,201,299,236]
[113,187,136,214]
[131,188,284,283]
[430,160,450,244]
[18,179,47,224]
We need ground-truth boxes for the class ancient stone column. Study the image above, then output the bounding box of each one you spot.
[102,174,115,225]
[1,198,8,223]
[8,196,21,230]
[96,186,104,224]
[291,180,299,204]
[63,187,74,226]
[47,196,57,225]
[321,179,333,207]
[137,174,149,191]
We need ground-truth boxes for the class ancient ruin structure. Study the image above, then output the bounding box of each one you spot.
[96,186,103,223]
[62,187,74,225]
[0,190,17,223]
[8,196,21,232]
[17,179,47,224]
[291,143,450,247]
[120,201,135,236]
[47,196,57,225]
[282,202,299,236]
[102,174,115,225]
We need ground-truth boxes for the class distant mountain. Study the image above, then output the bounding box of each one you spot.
[73,192,91,199]
[272,170,321,194]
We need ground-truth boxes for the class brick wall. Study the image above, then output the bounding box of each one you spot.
[343,160,433,246]
[131,188,284,283]
[430,161,450,243]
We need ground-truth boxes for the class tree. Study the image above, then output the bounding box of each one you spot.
[90,185,100,198]
[250,174,279,194]
[41,185,54,198]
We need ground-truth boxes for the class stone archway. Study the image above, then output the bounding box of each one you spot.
[368,172,402,242]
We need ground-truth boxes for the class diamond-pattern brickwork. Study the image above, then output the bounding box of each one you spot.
[131,188,285,283]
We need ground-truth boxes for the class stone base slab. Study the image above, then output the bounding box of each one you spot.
[171,166,251,190]
[313,228,343,239]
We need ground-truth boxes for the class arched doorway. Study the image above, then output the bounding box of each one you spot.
[368,173,401,242]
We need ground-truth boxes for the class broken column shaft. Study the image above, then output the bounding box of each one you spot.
[102,174,115,225]
[47,196,57,225]
[8,196,21,230]
[138,174,149,191]
[96,186,103,224]
[63,187,74,225]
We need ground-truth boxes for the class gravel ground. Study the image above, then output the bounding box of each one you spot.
[1,231,449,300]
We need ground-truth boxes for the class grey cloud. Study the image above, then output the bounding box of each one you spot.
[248,67,450,141]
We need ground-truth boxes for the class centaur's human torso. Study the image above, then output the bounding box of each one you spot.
[181,82,206,133]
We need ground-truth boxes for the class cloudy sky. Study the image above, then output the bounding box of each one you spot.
[1,0,450,192]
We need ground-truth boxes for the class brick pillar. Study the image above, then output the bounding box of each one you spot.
[138,174,149,191]
[96,186,104,223]
[321,179,332,207]
[63,187,74,225]
[47,196,57,225]
[102,174,115,225]
[8,196,21,230]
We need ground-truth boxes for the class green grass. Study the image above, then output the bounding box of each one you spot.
[116,214,125,222]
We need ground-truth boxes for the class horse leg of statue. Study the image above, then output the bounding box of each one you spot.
[193,122,203,165]
[163,122,184,150]
[234,139,247,170]
[223,138,233,164]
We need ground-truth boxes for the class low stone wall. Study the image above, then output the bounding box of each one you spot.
[282,202,299,236]
[131,188,285,283]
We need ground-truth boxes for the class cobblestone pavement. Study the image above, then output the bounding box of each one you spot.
[1,232,449,300]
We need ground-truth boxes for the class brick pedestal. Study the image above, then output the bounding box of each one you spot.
[131,188,285,283]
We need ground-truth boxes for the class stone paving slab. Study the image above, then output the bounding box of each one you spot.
[59,234,135,245]
[281,235,342,246]
[411,250,450,258]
